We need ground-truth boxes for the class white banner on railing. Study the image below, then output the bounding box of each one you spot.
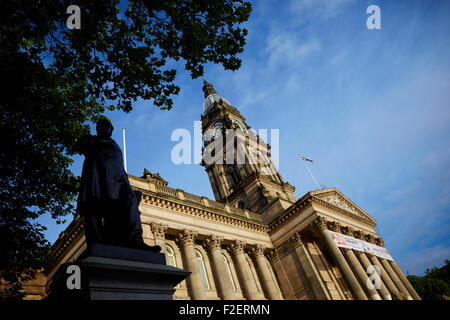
[328,230,393,261]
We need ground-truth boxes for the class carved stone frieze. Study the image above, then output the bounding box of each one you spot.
[325,194,359,216]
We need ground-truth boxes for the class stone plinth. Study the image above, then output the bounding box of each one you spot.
[48,243,190,300]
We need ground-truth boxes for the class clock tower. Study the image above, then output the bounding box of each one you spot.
[200,80,296,223]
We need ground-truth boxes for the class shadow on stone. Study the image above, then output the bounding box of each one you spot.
[48,243,190,300]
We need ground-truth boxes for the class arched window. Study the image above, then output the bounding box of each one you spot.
[195,249,210,289]
[228,165,242,185]
[166,245,180,288]
[166,245,176,267]
[222,253,236,291]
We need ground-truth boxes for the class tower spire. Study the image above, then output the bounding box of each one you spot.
[202,79,217,98]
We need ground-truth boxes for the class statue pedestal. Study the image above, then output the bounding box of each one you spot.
[49,243,190,300]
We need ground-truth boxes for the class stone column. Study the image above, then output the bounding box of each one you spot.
[342,248,381,300]
[380,258,413,300]
[150,222,167,254]
[367,253,404,300]
[355,250,392,300]
[389,260,421,300]
[229,240,259,300]
[267,249,293,299]
[251,245,282,300]
[204,235,235,300]
[288,232,330,300]
[176,230,206,300]
[341,227,391,300]
[312,217,368,300]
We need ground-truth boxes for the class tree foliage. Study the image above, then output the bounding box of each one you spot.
[0,0,251,298]
[407,260,450,300]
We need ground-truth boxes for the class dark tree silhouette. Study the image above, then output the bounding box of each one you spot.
[407,260,450,300]
[0,0,251,298]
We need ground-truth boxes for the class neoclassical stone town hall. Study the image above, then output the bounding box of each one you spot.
[23,81,420,300]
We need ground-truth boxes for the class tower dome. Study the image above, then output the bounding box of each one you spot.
[202,79,231,113]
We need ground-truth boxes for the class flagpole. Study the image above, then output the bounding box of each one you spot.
[302,159,321,190]
[122,127,127,173]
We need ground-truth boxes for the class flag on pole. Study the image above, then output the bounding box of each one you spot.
[123,128,127,173]
[300,155,321,189]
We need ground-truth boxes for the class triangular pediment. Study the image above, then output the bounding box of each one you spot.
[310,188,376,224]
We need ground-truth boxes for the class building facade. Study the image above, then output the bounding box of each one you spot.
[22,81,420,300]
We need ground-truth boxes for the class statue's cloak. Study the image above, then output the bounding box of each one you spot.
[76,135,134,214]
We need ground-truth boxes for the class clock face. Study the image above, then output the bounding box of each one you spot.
[231,118,246,132]
[209,121,223,141]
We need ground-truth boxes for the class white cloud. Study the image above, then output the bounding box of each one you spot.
[289,0,356,18]
[397,245,450,275]
[264,30,320,68]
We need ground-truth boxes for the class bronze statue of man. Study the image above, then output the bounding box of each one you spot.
[76,118,160,252]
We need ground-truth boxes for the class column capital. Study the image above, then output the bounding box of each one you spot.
[328,221,343,233]
[374,237,385,247]
[150,222,168,240]
[364,233,376,244]
[340,225,355,236]
[311,216,329,230]
[176,229,198,247]
[266,248,279,263]
[250,244,266,258]
[229,240,246,255]
[204,235,223,251]
[352,229,364,240]
[288,232,305,248]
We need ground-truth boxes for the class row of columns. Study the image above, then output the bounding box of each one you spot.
[149,223,282,300]
[311,217,421,300]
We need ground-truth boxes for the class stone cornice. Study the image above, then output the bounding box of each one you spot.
[269,190,377,231]
[310,188,377,223]
[47,215,85,273]
[137,187,269,233]
[268,197,313,230]
[311,195,376,225]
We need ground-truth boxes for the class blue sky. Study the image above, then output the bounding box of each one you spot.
[39,0,450,276]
